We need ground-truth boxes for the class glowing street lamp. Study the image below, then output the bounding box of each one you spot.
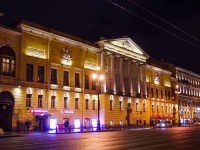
[92,66,104,130]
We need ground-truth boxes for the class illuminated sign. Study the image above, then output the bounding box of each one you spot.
[84,61,97,70]
[61,59,72,66]
[60,111,73,114]
[30,110,48,113]
[165,81,171,87]
[27,47,45,59]
[63,86,70,91]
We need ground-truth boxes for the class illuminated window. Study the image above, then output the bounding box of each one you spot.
[110,120,114,127]
[75,98,79,109]
[92,119,97,127]
[86,99,89,110]
[64,97,68,109]
[38,66,44,83]
[26,94,32,107]
[38,95,43,107]
[26,64,33,82]
[51,96,56,108]
[51,68,57,84]
[75,73,80,88]
[85,75,89,89]
[120,120,123,126]
[50,118,57,129]
[74,119,80,128]
[63,70,69,86]
[0,46,15,77]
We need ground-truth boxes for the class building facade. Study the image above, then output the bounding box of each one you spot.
[0,20,180,132]
[175,67,200,126]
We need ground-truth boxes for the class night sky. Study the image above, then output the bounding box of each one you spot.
[0,0,200,74]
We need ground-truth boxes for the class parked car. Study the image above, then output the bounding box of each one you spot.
[0,128,4,135]
[157,121,173,128]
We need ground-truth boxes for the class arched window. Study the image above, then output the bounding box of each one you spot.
[0,46,16,77]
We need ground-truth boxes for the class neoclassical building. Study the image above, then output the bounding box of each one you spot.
[175,67,200,125]
[0,20,179,132]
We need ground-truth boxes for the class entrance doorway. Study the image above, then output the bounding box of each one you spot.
[0,91,14,132]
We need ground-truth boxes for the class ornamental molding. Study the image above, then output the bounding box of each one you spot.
[146,64,172,75]
[61,47,72,66]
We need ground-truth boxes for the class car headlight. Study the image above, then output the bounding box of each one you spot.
[161,123,165,127]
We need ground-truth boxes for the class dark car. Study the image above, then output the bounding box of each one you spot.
[157,121,173,128]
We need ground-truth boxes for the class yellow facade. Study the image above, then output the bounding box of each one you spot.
[0,21,178,132]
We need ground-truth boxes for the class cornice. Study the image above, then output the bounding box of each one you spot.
[0,26,21,36]
[17,24,99,53]
[176,66,200,78]
[146,64,172,75]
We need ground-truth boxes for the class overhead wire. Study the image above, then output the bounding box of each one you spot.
[106,0,200,49]
[128,0,200,42]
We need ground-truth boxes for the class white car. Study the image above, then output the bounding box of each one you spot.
[157,121,173,128]
[0,128,4,135]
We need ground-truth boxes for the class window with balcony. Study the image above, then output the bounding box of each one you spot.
[38,95,43,107]
[26,94,32,107]
[51,68,57,84]
[38,66,44,83]
[63,71,69,86]
[51,96,56,108]
[75,73,80,88]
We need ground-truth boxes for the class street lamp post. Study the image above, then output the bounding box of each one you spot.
[176,85,181,126]
[92,67,104,130]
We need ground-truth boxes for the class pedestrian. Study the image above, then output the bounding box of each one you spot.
[64,119,69,131]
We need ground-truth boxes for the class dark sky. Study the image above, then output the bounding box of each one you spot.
[0,0,200,74]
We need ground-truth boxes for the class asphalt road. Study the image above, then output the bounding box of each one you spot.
[1,126,200,150]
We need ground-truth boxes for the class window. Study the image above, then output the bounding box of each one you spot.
[152,105,154,113]
[168,91,170,100]
[143,103,146,112]
[64,97,68,109]
[51,68,57,84]
[151,88,154,97]
[38,95,43,107]
[110,100,113,111]
[86,99,89,110]
[75,73,80,88]
[161,90,163,99]
[51,96,56,108]
[157,105,159,113]
[156,89,158,98]
[26,94,32,107]
[147,87,149,97]
[119,101,123,111]
[92,79,96,90]
[85,75,89,89]
[166,106,168,113]
[38,66,44,83]
[92,100,95,110]
[75,98,79,109]
[162,105,164,113]
[0,46,15,77]
[26,64,33,81]
[136,103,139,112]
[63,71,69,86]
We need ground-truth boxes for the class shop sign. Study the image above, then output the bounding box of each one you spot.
[60,110,73,114]
[30,110,48,113]
[27,47,45,59]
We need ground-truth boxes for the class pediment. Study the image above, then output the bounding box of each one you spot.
[98,37,149,62]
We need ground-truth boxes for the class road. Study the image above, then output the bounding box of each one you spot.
[1,126,200,150]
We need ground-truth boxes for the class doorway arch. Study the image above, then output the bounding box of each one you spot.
[0,91,14,132]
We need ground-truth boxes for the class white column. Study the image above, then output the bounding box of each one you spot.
[119,57,125,95]
[127,61,133,96]
[110,54,116,94]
